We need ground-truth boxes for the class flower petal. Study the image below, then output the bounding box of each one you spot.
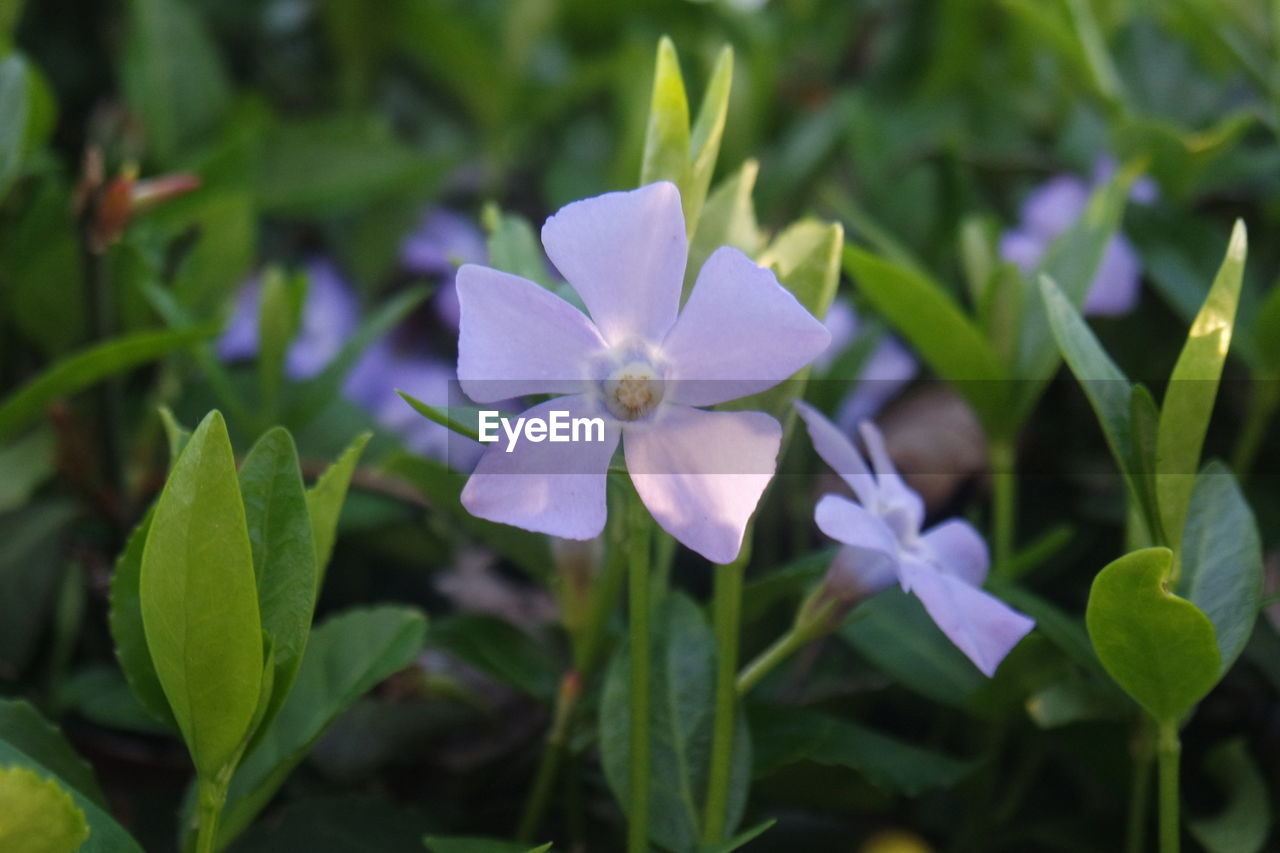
[461,395,620,539]
[540,182,686,346]
[920,518,990,586]
[858,421,925,536]
[662,247,831,406]
[795,400,877,506]
[813,494,900,562]
[456,264,607,403]
[626,405,780,563]
[1083,234,1141,317]
[899,558,1035,677]
[823,544,899,603]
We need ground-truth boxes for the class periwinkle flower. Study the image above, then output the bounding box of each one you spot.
[400,209,488,331]
[819,298,918,430]
[218,258,359,379]
[795,400,1033,676]
[456,182,830,563]
[1000,160,1156,317]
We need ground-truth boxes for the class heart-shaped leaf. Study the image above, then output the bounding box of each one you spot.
[1085,547,1220,722]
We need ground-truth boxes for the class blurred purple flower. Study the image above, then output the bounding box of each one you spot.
[455,182,830,563]
[796,400,1034,676]
[400,209,488,331]
[1000,160,1156,317]
[819,298,918,429]
[218,258,359,379]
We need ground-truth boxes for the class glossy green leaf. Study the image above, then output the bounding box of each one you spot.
[238,428,317,728]
[140,410,263,777]
[0,700,105,807]
[840,587,984,709]
[120,0,230,164]
[749,705,972,795]
[1085,548,1220,722]
[639,37,690,199]
[1157,221,1247,554]
[108,510,177,729]
[219,606,426,846]
[307,431,372,581]
[686,159,762,298]
[1187,739,1271,853]
[844,245,1009,434]
[0,55,28,198]
[1179,462,1262,676]
[600,593,751,853]
[684,45,733,237]
[0,764,89,853]
[424,839,552,853]
[0,327,212,443]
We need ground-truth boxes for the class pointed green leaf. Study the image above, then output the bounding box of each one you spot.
[1128,385,1165,545]
[0,328,213,443]
[397,391,482,442]
[140,410,263,777]
[686,159,761,298]
[698,819,776,853]
[1085,547,1220,722]
[1157,221,1247,555]
[844,245,1009,434]
[238,428,316,728]
[639,36,690,197]
[306,431,372,582]
[482,205,555,289]
[684,45,733,237]
[0,765,89,853]
[219,606,426,847]
[157,406,191,466]
[1179,462,1262,676]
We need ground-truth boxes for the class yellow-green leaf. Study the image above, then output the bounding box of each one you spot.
[0,765,89,853]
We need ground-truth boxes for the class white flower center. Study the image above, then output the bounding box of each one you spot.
[602,359,665,422]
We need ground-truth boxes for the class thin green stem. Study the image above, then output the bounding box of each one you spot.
[1125,718,1155,853]
[626,494,651,853]
[194,776,228,853]
[735,624,808,696]
[991,440,1017,575]
[1232,375,1279,481]
[701,554,746,845]
[1157,720,1181,853]
[516,673,581,841]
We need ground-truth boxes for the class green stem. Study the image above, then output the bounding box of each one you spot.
[194,776,228,853]
[991,439,1017,575]
[701,555,746,845]
[735,623,809,696]
[1157,720,1181,853]
[1231,375,1279,481]
[1126,729,1154,853]
[626,494,651,853]
[516,673,580,841]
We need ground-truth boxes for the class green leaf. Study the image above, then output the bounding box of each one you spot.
[843,245,1009,435]
[157,406,192,465]
[0,700,105,807]
[0,55,29,198]
[257,267,307,416]
[224,795,432,853]
[238,428,317,728]
[108,510,178,729]
[1254,282,1280,374]
[0,427,55,514]
[306,431,372,581]
[639,37,690,201]
[1085,548,1220,722]
[748,705,972,795]
[140,410,263,777]
[397,391,482,442]
[256,114,449,216]
[424,839,552,853]
[1179,462,1262,676]
[0,765,89,853]
[698,819,776,853]
[599,593,751,852]
[219,606,426,846]
[482,205,555,290]
[840,587,984,709]
[684,45,734,237]
[1187,739,1271,853]
[430,614,558,703]
[0,502,77,676]
[686,159,761,298]
[1156,221,1247,555]
[0,327,212,443]
[120,0,230,164]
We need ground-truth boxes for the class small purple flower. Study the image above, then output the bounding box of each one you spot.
[218,258,359,378]
[1000,160,1156,317]
[819,298,918,429]
[400,209,488,331]
[455,182,831,563]
[796,401,1034,676]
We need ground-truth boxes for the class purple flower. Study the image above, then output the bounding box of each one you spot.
[796,401,1034,676]
[454,182,831,563]
[400,209,488,331]
[819,299,918,429]
[218,258,359,378]
[1000,161,1156,317]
